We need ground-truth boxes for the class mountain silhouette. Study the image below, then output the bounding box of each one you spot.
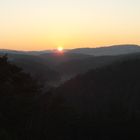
[69,44,140,56]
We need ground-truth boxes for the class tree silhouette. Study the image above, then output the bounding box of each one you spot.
[0,55,42,139]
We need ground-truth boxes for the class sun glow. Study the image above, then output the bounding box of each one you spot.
[57,46,64,52]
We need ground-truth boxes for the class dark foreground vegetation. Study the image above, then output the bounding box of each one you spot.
[1,55,140,139]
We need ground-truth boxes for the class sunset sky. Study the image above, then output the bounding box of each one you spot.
[0,0,140,50]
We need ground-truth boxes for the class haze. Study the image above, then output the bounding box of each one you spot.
[0,0,140,50]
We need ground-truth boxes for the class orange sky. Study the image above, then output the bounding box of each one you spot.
[0,0,140,50]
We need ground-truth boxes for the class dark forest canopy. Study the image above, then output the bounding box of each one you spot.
[1,55,140,139]
[0,55,42,96]
[51,58,140,139]
[0,55,43,139]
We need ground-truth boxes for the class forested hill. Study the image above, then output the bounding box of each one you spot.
[48,58,140,139]
[1,55,140,139]
[56,58,140,113]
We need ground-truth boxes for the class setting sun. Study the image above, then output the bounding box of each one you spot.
[57,46,64,52]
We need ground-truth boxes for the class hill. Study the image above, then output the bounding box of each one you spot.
[57,53,140,81]
[39,52,92,66]
[49,58,140,139]
[1,52,140,139]
[69,44,140,56]
[2,47,140,86]
[2,54,60,86]
[0,49,53,55]
[1,44,140,57]
[56,58,140,112]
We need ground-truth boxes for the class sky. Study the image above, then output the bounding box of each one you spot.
[0,0,140,50]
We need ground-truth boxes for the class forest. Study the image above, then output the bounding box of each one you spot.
[0,51,140,139]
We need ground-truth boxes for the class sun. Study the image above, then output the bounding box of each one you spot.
[57,46,64,52]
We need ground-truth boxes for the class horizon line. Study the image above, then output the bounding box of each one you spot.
[0,44,139,52]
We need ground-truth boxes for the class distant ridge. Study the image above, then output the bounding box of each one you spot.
[0,49,53,55]
[68,44,140,56]
[0,44,140,56]
[0,49,27,55]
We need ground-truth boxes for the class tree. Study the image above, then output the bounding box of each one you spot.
[0,55,42,139]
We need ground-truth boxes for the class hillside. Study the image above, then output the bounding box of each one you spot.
[69,44,140,56]
[57,53,140,81]
[2,47,140,86]
[1,44,140,57]
[1,52,140,139]
[5,54,60,86]
[5,49,140,83]
[39,52,92,66]
[48,58,140,139]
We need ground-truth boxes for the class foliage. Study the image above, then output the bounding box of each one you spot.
[1,55,140,139]
[0,55,42,139]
